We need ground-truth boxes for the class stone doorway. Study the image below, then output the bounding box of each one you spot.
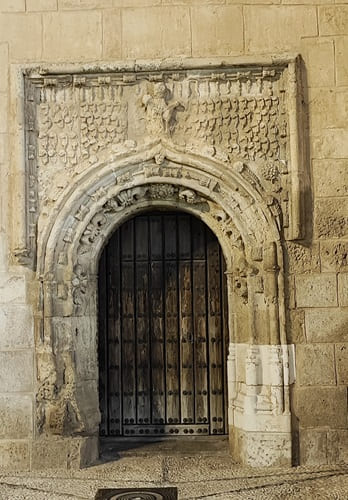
[98,211,229,439]
[12,58,303,468]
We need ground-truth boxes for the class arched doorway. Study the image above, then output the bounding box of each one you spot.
[98,211,228,438]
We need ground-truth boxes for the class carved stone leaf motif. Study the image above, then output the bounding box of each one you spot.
[177,95,287,165]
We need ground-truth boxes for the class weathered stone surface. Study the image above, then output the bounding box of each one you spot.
[338,273,348,307]
[43,11,102,61]
[319,6,348,36]
[245,6,317,53]
[102,9,121,59]
[335,343,348,385]
[313,159,348,198]
[314,198,348,239]
[295,273,337,308]
[296,344,336,386]
[308,89,348,133]
[288,309,306,344]
[0,274,26,304]
[0,93,8,134]
[31,437,97,470]
[59,0,112,8]
[320,241,348,272]
[0,43,8,93]
[122,7,191,59]
[0,305,33,349]
[294,387,347,428]
[299,429,327,466]
[327,430,348,464]
[286,242,320,274]
[305,309,348,343]
[27,0,57,11]
[313,129,348,159]
[0,13,42,60]
[191,6,243,57]
[0,0,25,12]
[115,0,161,6]
[336,36,348,86]
[0,351,34,392]
[230,427,292,467]
[302,38,335,88]
[0,441,30,470]
[0,395,32,439]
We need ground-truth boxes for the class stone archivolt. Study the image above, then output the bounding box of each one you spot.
[16,59,303,467]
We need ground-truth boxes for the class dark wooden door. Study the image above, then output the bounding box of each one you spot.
[98,212,228,438]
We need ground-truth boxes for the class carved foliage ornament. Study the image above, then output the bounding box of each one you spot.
[20,60,304,268]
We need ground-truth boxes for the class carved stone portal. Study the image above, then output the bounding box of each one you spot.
[15,58,302,467]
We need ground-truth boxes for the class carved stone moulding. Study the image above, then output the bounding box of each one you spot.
[14,56,306,270]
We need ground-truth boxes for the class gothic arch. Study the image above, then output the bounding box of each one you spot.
[34,146,293,467]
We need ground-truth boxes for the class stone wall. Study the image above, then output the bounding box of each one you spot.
[0,0,347,469]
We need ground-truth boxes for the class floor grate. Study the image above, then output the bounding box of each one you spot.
[95,487,178,500]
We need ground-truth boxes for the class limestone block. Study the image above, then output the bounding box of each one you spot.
[314,198,348,239]
[27,0,57,11]
[295,273,337,308]
[336,37,348,86]
[0,0,25,12]
[0,233,8,271]
[309,89,348,133]
[319,6,348,36]
[321,241,348,272]
[327,430,348,464]
[0,133,8,165]
[286,241,320,274]
[0,273,26,304]
[288,309,305,344]
[114,0,160,6]
[102,9,121,59]
[294,387,347,428]
[228,0,279,3]
[73,317,97,380]
[122,7,191,59]
[306,309,348,343]
[31,436,98,469]
[335,343,348,384]
[0,44,8,93]
[0,93,8,134]
[43,11,102,61]
[244,6,317,54]
[0,395,32,438]
[59,0,112,8]
[296,344,336,386]
[0,440,29,470]
[0,305,33,349]
[313,159,348,198]
[338,273,348,307]
[230,427,292,467]
[301,38,335,88]
[0,350,33,392]
[191,6,243,57]
[299,429,327,466]
[76,380,100,433]
[0,13,42,60]
[313,129,348,159]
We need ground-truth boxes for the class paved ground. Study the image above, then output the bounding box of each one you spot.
[0,439,347,499]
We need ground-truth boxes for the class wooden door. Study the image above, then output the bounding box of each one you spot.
[98,212,228,438]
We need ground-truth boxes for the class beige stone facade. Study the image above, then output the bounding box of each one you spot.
[0,0,347,471]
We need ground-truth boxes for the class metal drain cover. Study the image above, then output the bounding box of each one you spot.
[95,488,178,500]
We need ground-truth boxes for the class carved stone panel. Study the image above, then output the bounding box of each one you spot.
[19,58,304,269]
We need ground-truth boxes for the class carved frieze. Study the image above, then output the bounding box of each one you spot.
[21,59,304,268]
